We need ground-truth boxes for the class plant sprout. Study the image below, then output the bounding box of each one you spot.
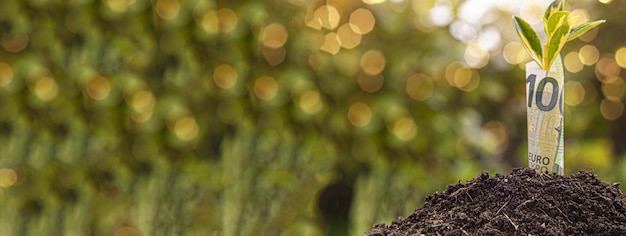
[513,0,605,70]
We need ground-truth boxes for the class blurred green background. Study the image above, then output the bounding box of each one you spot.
[1,0,626,235]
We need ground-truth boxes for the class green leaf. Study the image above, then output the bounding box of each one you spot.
[544,0,565,20]
[513,16,543,67]
[567,20,606,41]
[546,11,570,38]
[545,22,571,70]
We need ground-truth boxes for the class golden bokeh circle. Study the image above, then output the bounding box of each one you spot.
[348,102,372,127]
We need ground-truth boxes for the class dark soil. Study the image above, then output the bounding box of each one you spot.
[364,168,626,236]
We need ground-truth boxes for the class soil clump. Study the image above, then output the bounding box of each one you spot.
[365,168,626,235]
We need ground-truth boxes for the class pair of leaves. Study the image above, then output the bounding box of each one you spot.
[544,0,564,21]
[544,11,570,71]
[512,0,605,70]
[512,13,568,70]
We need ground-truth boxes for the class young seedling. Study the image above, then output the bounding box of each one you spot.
[512,0,605,174]
[513,0,605,70]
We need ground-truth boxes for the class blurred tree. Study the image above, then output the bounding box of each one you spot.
[0,0,624,235]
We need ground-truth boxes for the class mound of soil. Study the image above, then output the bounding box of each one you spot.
[365,168,626,235]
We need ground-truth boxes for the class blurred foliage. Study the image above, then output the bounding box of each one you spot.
[0,0,625,235]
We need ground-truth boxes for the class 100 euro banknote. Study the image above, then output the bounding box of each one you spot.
[526,61,564,175]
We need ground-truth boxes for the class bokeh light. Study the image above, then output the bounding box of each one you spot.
[579,45,600,66]
[476,27,501,52]
[131,90,155,113]
[601,77,626,102]
[213,64,239,89]
[445,62,461,86]
[406,73,434,101]
[502,42,530,65]
[564,81,586,106]
[337,24,361,49]
[456,68,480,92]
[596,56,621,78]
[0,62,13,87]
[519,1,544,25]
[320,32,341,55]
[200,10,219,33]
[129,89,155,123]
[392,116,417,141]
[564,52,584,73]
[446,64,480,92]
[261,23,289,49]
[363,0,385,5]
[578,28,599,42]
[0,168,18,188]
[156,0,180,20]
[216,8,238,33]
[357,73,384,93]
[429,5,453,27]
[599,75,621,85]
[173,116,199,141]
[449,20,477,43]
[114,226,141,236]
[254,76,279,101]
[581,80,599,105]
[413,12,436,32]
[349,8,375,35]
[360,50,386,76]
[86,75,112,101]
[600,99,624,120]
[2,33,29,53]
[615,47,626,68]
[105,0,136,12]
[262,47,287,66]
[570,9,590,27]
[307,5,341,30]
[348,102,372,127]
[32,76,59,101]
[464,43,489,68]
[298,90,323,115]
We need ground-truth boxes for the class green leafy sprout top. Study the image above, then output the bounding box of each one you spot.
[513,0,605,70]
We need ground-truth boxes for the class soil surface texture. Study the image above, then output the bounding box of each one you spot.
[365,168,626,235]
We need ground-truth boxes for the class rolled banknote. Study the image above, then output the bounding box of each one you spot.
[525,56,564,175]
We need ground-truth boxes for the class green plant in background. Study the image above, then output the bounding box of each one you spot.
[513,0,605,70]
